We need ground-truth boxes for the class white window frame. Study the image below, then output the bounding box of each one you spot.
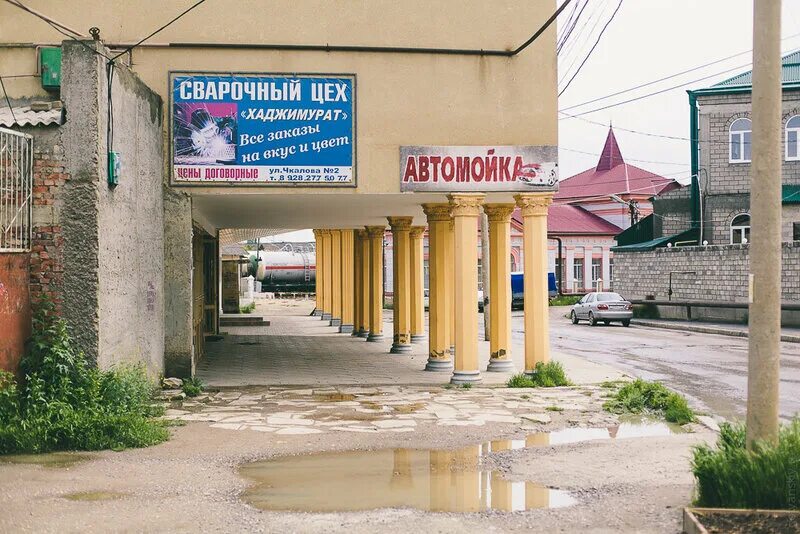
[786,115,800,161]
[730,213,751,244]
[729,118,752,163]
[573,258,584,284]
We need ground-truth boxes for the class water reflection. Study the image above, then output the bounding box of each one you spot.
[241,443,575,513]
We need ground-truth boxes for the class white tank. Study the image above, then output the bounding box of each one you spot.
[255,248,316,292]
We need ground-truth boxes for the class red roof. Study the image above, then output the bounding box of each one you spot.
[512,205,622,236]
[555,127,678,201]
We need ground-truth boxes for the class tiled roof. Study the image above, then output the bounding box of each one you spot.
[512,205,621,236]
[555,127,678,201]
[0,102,65,127]
[712,50,800,88]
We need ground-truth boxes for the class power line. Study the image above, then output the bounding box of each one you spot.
[557,0,589,55]
[559,111,729,145]
[0,76,17,124]
[559,145,690,167]
[558,0,624,97]
[559,0,610,83]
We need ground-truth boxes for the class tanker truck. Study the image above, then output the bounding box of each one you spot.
[249,242,316,293]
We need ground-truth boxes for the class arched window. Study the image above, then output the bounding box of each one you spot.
[730,118,752,163]
[731,213,750,244]
[787,115,800,161]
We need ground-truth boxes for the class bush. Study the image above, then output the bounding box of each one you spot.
[603,379,694,424]
[692,421,800,510]
[182,377,205,397]
[0,299,168,455]
[507,362,573,388]
[240,301,256,314]
[549,295,581,307]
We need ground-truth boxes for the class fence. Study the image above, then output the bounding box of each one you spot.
[0,127,33,251]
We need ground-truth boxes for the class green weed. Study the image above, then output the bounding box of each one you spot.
[181,377,205,397]
[692,421,800,510]
[549,295,581,307]
[460,383,472,389]
[239,302,256,314]
[0,299,168,455]
[602,379,694,425]
[506,362,573,388]
[545,406,564,412]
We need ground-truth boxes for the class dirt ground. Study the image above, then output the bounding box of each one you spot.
[0,385,716,534]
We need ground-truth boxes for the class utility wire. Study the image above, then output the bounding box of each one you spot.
[560,146,689,166]
[559,0,609,82]
[559,111,728,145]
[3,0,83,37]
[559,0,624,97]
[0,76,17,124]
[557,0,588,54]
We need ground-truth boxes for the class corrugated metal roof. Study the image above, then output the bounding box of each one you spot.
[0,102,65,127]
[713,50,800,88]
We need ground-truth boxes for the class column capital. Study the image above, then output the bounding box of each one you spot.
[355,229,367,239]
[447,193,485,217]
[365,225,386,238]
[318,228,332,235]
[483,203,516,222]
[313,229,322,237]
[409,226,426,239]
[422,203,451,222]
[387,216,414,230]
[514,192,554,217]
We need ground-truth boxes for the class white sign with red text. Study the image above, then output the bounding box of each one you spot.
[400,145,558,192]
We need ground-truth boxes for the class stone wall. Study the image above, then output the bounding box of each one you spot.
[613,242,800,324]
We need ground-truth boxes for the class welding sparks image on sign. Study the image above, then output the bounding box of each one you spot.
[399,146,558,192]
[170,73,355,185]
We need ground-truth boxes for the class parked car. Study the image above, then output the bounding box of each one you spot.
[511,271,558,309]
[571,292,633,327]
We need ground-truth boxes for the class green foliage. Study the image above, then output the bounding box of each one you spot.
[545,406,564,412]
[603,379,694,424]
[506,362,573,388]
[460,383,472,389]
[0,299,168,455]
[239,301,256,314]
[549,295,581,307]
[181,377,205,397]
[692,421,800,510]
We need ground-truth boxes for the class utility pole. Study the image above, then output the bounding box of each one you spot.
[747,0,782,447]
[480,212,491,341]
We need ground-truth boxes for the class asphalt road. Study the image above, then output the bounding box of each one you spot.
[511,309,800,422]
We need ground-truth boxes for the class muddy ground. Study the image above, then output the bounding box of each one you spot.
[0,385,716,534]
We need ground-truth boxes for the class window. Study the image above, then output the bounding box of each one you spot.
[793,222,800,241]
[573,258,584,287]
[596,292,623,302]
[730,118,752,163]
[731,213,751,244]
[609,258,614,288]
[591,258,602,286]
[787,115,800,161]
[510,253,518,272]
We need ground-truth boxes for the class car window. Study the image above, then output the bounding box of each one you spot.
[596,293,623,302]
[578,296,587,304]
[586,294,595,303]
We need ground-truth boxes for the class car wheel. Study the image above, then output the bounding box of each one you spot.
[571,311,579,324]
[622,319,631,327]
[588,312,597,326]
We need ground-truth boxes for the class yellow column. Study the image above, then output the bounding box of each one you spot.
[489,441,514,511]
[339,229,355,333]
[446,216,455,356]
[321,229,332,321]
[358,231,371,338]
[484,204,516,372]
[352,230,363,336]
[422,204,452,371]
[387,217,413,354]
[515,193,554,374]
[410,226,426,343]
[448,193,484,385]
[365,226,385,342]
[329,230,342,327]
[313,229,324,316]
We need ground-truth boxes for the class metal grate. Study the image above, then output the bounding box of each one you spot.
[0,127,33,252]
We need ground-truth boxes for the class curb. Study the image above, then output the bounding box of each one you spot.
[632,319,800,344]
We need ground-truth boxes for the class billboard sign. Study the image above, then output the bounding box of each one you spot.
[170,73,355,186]
[400,145,557,192]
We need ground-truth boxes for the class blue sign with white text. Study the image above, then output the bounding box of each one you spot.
[170,73,355,185]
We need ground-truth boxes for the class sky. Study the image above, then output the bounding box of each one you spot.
[557,0,800,183]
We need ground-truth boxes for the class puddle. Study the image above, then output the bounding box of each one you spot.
[240,445,575,513]
[63,491,126,501]
[0,452,92,468]
[525,417,683,447]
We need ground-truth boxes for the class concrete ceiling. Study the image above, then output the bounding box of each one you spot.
[218,228,298,246]
[192,192,518,231]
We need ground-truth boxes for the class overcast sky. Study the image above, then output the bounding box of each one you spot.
[557,0,800,183]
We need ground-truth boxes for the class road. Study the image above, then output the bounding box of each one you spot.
[511,309,800,422]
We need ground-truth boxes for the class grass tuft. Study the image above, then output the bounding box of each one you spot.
[506,362,573,388]
[239,301,256,314]
[545,406,564,412]
[692,421,800,510]
[549,295,581,307]
[460,383,473,389]
[602,379,694,424]
[181,377,205,397]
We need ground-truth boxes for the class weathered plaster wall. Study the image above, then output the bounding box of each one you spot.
[163,189,194,378]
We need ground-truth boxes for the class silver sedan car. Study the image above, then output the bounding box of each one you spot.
[570,292,633,327]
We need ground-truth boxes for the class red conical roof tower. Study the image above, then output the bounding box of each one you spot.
[595,126,624,171]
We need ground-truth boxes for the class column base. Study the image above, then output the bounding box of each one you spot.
[450,370,482,385]
[486,358,516,372]
[366,332,385,342]
[410,334,426,343]
[425,358,453,371]
[390,342,413,354]
[312,309,323,316]
[322,313,332,321]
[330,318,342,327]
[339,324,354,334]
[357,329,370,338]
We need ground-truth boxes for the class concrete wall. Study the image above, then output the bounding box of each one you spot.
[652,186,691,238]
[0,253,31,374]
[163,189,194,378]
[613,242,800,324]
[60,40,165,372]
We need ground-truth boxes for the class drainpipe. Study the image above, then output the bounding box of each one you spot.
[688,91,701,234]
